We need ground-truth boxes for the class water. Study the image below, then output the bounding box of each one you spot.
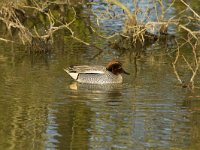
[1,42,200,149]
[1,0,200,150]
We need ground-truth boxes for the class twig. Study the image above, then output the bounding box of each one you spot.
[105,0,133,20]
[179,24,198,40]
[90,26,119,39]
[180,0,200,19]
[172,39,183,84]
[0,38,14,43]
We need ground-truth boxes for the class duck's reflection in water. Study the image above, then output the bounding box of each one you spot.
[68,81,136,149]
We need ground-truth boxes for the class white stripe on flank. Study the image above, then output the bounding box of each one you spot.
[79,70,104,74]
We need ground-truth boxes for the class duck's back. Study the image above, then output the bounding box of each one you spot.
[65,65,122,84]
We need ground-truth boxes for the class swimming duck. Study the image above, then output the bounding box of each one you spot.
[64,60,129,84]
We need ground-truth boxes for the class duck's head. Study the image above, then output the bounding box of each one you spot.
[106,60,130,75]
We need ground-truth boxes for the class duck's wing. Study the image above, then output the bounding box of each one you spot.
[64,65,105,80]
[68,65,105,74]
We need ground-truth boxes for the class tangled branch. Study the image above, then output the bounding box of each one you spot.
[0,1,89,52]
[91,0,199,89]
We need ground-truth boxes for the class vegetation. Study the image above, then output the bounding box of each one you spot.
[0,0,199,89]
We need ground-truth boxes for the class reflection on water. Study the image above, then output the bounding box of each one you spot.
[1,48,200,149]
[1,1,200,150]
[0,45,200,150]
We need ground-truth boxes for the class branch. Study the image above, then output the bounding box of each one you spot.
[0,38,14,43]
[105,0,137,26]
[180,0,200,19]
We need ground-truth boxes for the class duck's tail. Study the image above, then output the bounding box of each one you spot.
[64,68,79,80]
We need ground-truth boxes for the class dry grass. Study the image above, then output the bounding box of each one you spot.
[0,3,32,44]
[0,1,89,53]
[94,0,200,89]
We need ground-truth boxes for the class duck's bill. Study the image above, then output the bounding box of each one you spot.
[123,69,130,75]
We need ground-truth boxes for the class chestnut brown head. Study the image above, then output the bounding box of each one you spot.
[106,60,130,75]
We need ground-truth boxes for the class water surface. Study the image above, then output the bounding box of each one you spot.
[0,0,200,150]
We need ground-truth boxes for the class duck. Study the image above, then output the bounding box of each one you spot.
[64,60,129,84]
